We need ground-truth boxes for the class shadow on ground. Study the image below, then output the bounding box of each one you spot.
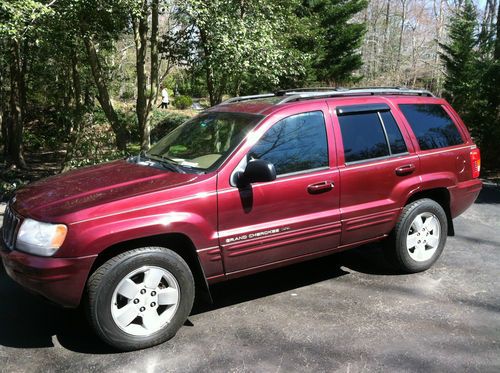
[0,243,392,354]
[475,182,500,204]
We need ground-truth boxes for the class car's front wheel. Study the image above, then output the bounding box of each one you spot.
[86,247,195,351]
[386,198,448,273]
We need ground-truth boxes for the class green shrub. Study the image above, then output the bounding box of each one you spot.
[0,178,27,201]
[173,95,193,110]
[23,107,71,152]
[0,168,29,201]
[64,111,130,170]
[150,108,173,125]
[151,112,193,142]
[120,89,135,100]
[115,109,138,142]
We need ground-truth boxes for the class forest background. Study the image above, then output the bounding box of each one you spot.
[0,0,498,196]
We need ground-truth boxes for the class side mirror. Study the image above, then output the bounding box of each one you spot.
[237,159,276,187]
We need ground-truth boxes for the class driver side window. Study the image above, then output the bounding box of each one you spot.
[248,111,329,176]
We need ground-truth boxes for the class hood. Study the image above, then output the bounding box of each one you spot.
[12,160,201,221]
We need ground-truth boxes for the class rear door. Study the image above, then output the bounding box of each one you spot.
[397,101,474,216]
[217,101,341,274]
[328,100,421,245]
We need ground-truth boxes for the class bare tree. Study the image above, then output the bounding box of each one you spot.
[358,0,485,92]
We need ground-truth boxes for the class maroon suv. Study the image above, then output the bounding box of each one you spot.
[1,88,482,350]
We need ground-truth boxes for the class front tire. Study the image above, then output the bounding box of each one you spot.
[86,247,195,351]
[386,198,448,273]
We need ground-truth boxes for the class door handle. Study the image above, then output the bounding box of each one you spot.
[307,181,334,194]
[395,164,416,176]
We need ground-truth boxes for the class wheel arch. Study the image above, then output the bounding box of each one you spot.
[404,187,454,236]
[88,233,213,305]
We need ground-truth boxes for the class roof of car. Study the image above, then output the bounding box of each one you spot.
[206,87,438,116]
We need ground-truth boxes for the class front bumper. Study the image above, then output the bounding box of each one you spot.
[0,237,96,308]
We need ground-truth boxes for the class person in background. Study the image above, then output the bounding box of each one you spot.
[159,86,169,109]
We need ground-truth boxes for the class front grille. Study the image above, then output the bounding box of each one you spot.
[2,206,21,250]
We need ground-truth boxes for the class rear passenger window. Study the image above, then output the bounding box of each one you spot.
[399,104,464,150]
[339,113,389,162]
[249,111,328,175]
[338,109,407,163]
[380,111,407,155]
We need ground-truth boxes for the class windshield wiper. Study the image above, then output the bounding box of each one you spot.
[142,151,186,173]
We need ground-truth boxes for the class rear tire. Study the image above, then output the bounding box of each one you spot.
[385,198,448,273]
[86,247,195,351]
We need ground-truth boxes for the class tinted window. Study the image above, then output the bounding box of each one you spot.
[249,111,328,175]
[399,104,464,150]
[380,111,407,154]
[339,112,389,162]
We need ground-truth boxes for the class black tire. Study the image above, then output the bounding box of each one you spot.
[86,247,195,351]
[385,198,448,273]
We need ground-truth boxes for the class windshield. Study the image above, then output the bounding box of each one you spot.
[146,112,262,171]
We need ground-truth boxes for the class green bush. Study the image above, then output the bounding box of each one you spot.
[115,109,138,142]
[63,111,130,170]
[150,108,174,126]
[151,112,193,142]
[22,107,71,152]
[0,168,29,201]
[120,89,135,100]
[173,95,193,110]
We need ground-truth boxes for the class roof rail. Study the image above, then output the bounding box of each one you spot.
[275,87,345,95]
[221,93,275,104]
[219,87,434,106]
[278,88,434,104]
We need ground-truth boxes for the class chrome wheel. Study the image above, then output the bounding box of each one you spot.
[406,212,441,262]
[111,266,180,336]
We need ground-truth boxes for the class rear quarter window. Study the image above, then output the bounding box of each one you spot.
[399,104,464,150]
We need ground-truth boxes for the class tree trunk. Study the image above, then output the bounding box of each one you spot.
[0,53,7,158]
[133,0,159,151]
[199,27,218,106]
[495,1,500,61]
[397,0,408,75]
[382,0,391,72]
[20,39,28,129]
[492,1,500,114]
[81,27,128,151]
[145,0,159,149]
[433,0,445,93]
[0,111,5,157]
[133,2,148,151]
[61,50,84,172]
[8,38,26,168]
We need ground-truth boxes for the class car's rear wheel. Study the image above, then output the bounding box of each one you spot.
[86,247,195,351]
[386,198,448,273]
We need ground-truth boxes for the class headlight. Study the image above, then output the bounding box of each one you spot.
[16,218,68,257]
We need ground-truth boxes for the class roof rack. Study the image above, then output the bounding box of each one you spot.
[222,93,276,104]
[275,87,347,95]
[279,88,434,104]
[219,87,434,106]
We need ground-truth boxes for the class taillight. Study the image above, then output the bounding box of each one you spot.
[470,148,481,178]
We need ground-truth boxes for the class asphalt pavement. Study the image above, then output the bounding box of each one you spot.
[0,184,499,372]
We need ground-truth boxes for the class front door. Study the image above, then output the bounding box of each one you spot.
[217,103,341,274]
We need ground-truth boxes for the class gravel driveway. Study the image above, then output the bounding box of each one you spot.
[0,184,499,372]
